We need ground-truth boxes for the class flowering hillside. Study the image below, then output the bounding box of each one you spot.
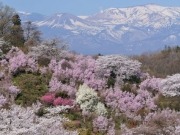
[0,44,180,135]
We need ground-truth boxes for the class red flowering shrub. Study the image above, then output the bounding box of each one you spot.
[41,93,55,105]
[53,97,73,106]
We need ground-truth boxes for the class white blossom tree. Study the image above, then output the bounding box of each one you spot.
[95,55,141,85]
[0,103,77,135]
[160,74,180,97]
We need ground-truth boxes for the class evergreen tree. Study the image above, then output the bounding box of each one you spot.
[8,14,25,47]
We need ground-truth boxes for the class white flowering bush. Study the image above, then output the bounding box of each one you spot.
[0,104,77,135]
[76,84,108,116]
[76,84,99,112]
[95,102,108,116]
[28,43,69,61]
[160,74,180,97]
[95,55,141,85]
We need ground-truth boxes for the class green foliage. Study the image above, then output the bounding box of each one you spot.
[107,71,116,88]
[78,128,91,135]
[38,56,51,67]
[63,120,81,130]
[121,83,137,94]
[107,77,116,88]
[35,107,48,117]
[12,14,21,25]
[13,73,48,106]
[62,107,96,134]
[109,110,124,130]
[156,95,180,111]
[55,91,69,98]
[121,83,132,92]
[124,75,141,84]
[64,111,82,121]
[7,14,25,47]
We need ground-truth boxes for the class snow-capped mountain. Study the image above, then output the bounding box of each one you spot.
[36,13,90,29]
[19,12,47,22]
[88,4,180,28]
[19,4,180,55]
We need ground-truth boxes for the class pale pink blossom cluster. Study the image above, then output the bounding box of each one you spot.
[6,47,38,74]
[105,87,156,118]
[93,116,115,135]
[93,116,109,132]
[48,55,106,98]
[8,85,20,95]
[140,77,162,93]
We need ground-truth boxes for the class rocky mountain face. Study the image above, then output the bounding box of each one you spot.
[20,4,180,55]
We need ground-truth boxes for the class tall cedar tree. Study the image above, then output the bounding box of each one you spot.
[9,14,25,47]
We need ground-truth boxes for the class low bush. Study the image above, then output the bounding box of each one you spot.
[13,73,48,106]
[63,120,81,130]
[156,94,180,111]
[35,107,48,117]
[78,128,91,135]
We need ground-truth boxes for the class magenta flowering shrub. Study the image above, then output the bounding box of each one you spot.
[140,77,162,93]
[105,87,156,118]
[53,97,73,106]
[41,92,73,106]
[41,93,55,105]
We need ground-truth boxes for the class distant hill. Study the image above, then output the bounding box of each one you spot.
[134,46,180,77]
[19,4,180,55]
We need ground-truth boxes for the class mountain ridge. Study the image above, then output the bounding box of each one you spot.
[19,4,180,55]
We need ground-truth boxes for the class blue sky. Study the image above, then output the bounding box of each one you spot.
[1,0,180,15]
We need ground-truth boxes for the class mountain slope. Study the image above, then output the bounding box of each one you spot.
[19,4,180,55]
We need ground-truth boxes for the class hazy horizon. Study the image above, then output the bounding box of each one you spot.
[1,0,180,16]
